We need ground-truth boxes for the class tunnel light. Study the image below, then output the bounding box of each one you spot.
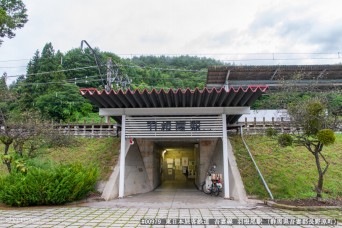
[162,150,167,159]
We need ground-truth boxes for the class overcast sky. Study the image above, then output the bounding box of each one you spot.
[1,0,342,82]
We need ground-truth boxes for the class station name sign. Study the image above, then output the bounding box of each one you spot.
[125,116,223,138]
[146,120,201,132]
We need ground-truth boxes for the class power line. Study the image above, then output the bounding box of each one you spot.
[0,52,341,62]
[4,63,208,78]
[0,66,27,69]
[5,65,100,78]
[117,52,342,57]
[0,58,30,63]
[14,76,205,86]
[115,64,207,72]
[221,57,342,62]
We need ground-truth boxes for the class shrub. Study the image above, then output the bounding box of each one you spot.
[0,163,98,206]
[317,129,336,145]
[278,134,293,147]
[265,127,278,137]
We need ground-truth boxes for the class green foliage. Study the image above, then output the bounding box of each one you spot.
[265,127,278,137]
[288,98,327,136]
[0,0,28,45]
[252,91,342,118]
[317,129,336,145]
[230,135,342,199]
[0,163,98,206]
[13,43,225,122]
[326,92,342,116]
[14,158,27,173]
[278,134,293,147]
[34,84,92,121]
[1,154,12,163]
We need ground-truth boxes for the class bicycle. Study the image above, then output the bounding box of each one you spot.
[201,165,222,196]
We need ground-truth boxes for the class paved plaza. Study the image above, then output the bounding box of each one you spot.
[0,183,340,227]
[0,206,340,227]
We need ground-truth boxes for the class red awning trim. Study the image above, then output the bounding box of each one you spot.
[80,86,268,124]
[80,86,268,96]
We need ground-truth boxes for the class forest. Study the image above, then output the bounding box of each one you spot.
[0,42,226,122]
[1,42,341,123]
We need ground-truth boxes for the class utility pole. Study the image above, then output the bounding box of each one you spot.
[106,58,113,91]
[80,40,131,91]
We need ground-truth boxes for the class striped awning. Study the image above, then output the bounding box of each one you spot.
[80,86,267,109]
[80,86,267,124]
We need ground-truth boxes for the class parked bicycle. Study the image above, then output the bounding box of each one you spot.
[201,165,222,196]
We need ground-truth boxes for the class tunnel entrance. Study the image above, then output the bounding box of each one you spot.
[157,140,198,190]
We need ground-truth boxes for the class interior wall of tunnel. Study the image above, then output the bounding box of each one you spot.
[122,138,226,195]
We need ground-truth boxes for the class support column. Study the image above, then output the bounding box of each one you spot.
[118,115,126,198]
[222,114,230,199]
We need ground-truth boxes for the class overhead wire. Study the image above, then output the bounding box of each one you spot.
[2,51,341,74]
[13,74,206,86]
[0,58,30,63]
[3,63,208,78]
[4,65,100,78]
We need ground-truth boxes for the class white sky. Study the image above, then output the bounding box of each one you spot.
[1,0,342,83]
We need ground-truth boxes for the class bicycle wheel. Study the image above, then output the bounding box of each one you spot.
[202,182,211,194]
[212,185,220,196]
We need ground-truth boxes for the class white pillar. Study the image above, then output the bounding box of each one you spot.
[118,115,126,198]
[222,114,230,199]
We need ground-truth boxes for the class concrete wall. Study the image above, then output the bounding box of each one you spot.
[210,138,248,202]
[195,139,218,188]
[152,143,162,188]
[102,139,160,200]
[136,139,155,189]
[124,140,153,195]
[102,137,247,202]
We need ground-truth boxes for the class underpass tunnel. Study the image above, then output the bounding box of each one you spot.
[157,141,199,190]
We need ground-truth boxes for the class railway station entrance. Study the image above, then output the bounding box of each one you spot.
[81,86,267,202]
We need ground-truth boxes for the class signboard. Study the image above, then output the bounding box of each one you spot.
[125,116,223,138]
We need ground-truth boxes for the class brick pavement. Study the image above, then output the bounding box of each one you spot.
[0,206,340,227]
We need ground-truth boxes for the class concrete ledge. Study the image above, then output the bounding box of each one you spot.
[266,201,342,211]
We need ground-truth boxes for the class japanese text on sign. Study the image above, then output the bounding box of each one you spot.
[147,121,201,131]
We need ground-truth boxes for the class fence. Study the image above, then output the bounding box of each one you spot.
[240,117,294,134]
[4,117,338,138]
[52,117,292,137]
[53,123,118,138]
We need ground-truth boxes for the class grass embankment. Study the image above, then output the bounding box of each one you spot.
[230,134,342,200]
[0,138,120,181]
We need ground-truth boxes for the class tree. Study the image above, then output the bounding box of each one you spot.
[277,98,336,199]
[0,0,28,45]
[35,84,92,122]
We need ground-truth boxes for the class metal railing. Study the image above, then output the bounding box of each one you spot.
[239,126,274,200]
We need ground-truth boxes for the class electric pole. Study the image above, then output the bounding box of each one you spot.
[106,57,113,91]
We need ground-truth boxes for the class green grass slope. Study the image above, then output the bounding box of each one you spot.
[230,134,342,199]
[0,138,120,180]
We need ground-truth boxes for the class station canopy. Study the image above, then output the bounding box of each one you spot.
[80,86,268,124]
[207,65,342,89]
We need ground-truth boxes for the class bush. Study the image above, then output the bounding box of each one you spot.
[0,163,98,206]
[278,134,293,147]
[317,129,336,145]
[265,128,278,137]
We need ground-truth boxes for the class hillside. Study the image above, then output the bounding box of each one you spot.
[0,138,120,181]
[230,134,342,199]
[1,134,340,200]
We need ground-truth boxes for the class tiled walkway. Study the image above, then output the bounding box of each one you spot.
[0,206,340,227]
[0,182,340,227]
